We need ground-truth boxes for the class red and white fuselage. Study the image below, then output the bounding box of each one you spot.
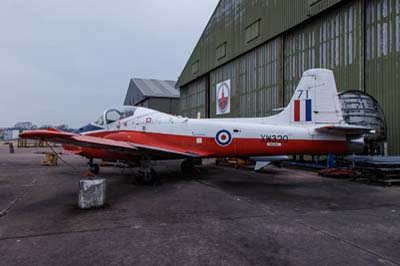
[22,69,369,163]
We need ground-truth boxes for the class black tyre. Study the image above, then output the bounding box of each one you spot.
[90,164,100,175]
[181,159,195,174]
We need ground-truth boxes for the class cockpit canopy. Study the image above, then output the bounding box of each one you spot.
[93,106,137,128]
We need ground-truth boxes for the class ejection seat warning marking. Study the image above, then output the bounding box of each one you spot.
[267,143,282,147]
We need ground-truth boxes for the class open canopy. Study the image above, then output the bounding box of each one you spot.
[93,106,138,128]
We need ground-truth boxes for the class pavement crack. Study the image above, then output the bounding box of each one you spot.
[0,213,272,241]
[0,225,133,241]
[0,178,38,218]
[296,219,400,266]
[195,178,400,265]
[195,179,277,215]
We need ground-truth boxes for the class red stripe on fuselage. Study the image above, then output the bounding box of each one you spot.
[294,100,300,122]
[63,130,348,160]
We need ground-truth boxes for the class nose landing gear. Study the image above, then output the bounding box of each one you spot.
[88,159,100,175]
[138,167,158,186]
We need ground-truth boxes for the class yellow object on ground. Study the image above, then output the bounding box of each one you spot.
[216,157,251,169]
[42,153,58,166]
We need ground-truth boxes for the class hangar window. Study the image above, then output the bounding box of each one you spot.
[192,60,199,75]
[308,0,341,16]
[245,20,260,44]
[309,0,322,6]
[216,42,227,60]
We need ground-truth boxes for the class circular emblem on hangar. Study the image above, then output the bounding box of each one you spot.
[216,80,231,116]
[215,130,232,147]
[217,82,230,112]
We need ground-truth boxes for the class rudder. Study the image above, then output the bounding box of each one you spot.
[286,69,344,125]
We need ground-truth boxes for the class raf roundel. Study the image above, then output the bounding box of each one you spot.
[215,130,232,147]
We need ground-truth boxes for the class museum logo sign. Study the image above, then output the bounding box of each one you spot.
[216,79,231,115]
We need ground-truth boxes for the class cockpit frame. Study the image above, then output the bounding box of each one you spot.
[92,106,137,129]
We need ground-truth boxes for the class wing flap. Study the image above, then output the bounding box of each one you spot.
[133,143,207,158]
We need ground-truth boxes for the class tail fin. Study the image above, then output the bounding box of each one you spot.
[284,69,344,125]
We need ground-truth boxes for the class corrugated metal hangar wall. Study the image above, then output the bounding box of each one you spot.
[177,0,400,155]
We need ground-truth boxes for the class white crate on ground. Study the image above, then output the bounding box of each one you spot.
[78,179,106,209]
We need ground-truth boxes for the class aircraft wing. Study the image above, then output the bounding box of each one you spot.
[315,125,373,135]
[19,130,207,159]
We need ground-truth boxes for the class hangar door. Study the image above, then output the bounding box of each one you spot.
[209,38,283,118]
[284,0,363,104]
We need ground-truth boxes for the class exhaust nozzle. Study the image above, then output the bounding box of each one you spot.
[346,136,365,154]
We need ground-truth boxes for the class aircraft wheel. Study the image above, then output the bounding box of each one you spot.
[90,163,100,175]
[181,159,195,175]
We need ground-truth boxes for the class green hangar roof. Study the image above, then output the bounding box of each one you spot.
[177,0,344,88]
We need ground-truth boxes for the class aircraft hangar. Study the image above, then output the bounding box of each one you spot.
[124,78,180,114]
[177,0,400,156]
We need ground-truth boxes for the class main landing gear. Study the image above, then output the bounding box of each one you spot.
[88,159,100,175]
[181,159,195,175]
[135,158,195,186]
[137,157,159,186]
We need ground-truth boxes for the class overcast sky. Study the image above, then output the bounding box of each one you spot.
[0,0,217,128]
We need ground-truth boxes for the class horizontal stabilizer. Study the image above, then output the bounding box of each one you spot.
[315,125,373,135]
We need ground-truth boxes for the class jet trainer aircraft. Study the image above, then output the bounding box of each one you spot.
[20,69,371,184]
